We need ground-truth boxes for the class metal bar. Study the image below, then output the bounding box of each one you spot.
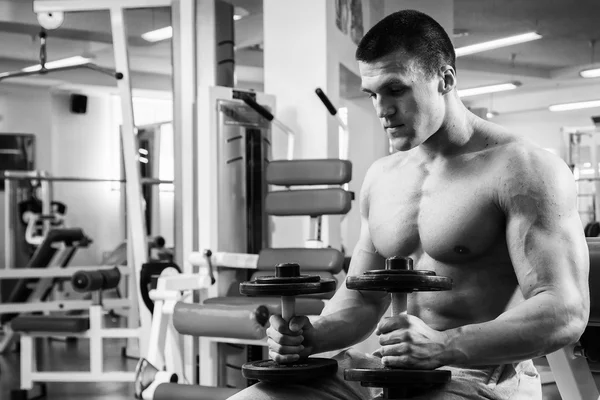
[40,178,52,236]
[4,178,17,270]
[155,274,212,292]
[547,345,600,399]
[172,0,198,384]
[110,5,151,358]
[33,0,171,13]
[188,251,259,269]
[3,173,173,184]
[0,63,120,83]
[0,298,131,314]
[89,306,102,374]
[0,265,130,279]
[21,335,34,390]
[18,327,139,340]
[27,372,135,382]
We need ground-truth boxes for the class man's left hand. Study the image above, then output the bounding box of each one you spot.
[373,314,450,369]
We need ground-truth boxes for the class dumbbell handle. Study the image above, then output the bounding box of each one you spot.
[390,292,408,317]
[281,295,295,322]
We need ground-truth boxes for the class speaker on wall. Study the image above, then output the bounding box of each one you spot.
[70,94,88,114]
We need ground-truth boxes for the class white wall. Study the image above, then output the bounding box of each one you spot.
[491,108,597,161]
[0,84,175,269]
[341,97,389,254]
[50,92,123,265]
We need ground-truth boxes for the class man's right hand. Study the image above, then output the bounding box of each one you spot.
[266,314,315,363]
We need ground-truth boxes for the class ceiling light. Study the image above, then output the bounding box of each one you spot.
[455,32,542,57]
[142,26,172,42]
[549,100,600,112]
[458,82,521,98]
[486,111,499,119]
[21,56,91,72]
[580,68,600,78]
[234,6,249,21]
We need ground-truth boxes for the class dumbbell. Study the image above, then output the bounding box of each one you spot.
[344,256,452,399]
[239,262,338,383]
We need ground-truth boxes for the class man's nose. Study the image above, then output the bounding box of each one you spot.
[375,98,395,118]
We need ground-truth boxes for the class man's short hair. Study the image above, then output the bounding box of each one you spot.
[355,9,456,77]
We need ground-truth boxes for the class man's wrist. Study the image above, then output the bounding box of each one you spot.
[441,327,469,366]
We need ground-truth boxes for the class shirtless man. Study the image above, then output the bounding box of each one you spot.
[229,9,590,400]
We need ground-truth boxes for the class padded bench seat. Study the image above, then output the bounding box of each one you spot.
[155,383,240,400]
[11,315,89,333]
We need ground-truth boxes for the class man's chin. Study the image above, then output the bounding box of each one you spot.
[389,137,416,152]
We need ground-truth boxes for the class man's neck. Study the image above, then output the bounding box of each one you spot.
[417,99,478,161]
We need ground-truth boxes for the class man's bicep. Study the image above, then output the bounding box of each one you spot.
[506,211,588,300]
[503,157,588,302]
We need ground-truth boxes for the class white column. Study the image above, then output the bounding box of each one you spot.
[194,0,219,387]
[263,0,341,249]
[172,0,202,384]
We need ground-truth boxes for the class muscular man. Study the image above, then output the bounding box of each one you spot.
[229,9,590,400]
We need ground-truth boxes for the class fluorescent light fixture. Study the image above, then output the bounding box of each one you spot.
[455,32,542,57]
[549,100,600,112]
[486,111,499,119]
[142,26,172,42]
[22,56,91,72]
[234,6,249,21]
[580,68,600,78]
[458,82,521,98]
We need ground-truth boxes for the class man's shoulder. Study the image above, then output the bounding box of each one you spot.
[494,138,570,180]
[491,137,575,202]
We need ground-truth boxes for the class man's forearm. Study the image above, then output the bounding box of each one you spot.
[443,292,587,366]
[310,286,388,355]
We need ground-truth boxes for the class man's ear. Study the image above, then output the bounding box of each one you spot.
[439,66,456,94]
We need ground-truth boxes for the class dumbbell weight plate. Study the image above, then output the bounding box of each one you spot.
[347,270,452,292]
[242,358,338,383]
[240,277,337,296]
[344,368,450,386]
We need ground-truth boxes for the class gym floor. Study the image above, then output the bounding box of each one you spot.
[0,338,597,400]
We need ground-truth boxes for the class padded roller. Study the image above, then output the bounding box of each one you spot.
[71,267,121,292]
[266,188,352,216]
[173,302,269,340]
[257,248,345,273]
[154,383,240,400]
[45,228,88,244]
[204,296,327,316]
[11,316,89,333]
[266,159,352,186]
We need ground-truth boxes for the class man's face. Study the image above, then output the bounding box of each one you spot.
[358,51,445,152]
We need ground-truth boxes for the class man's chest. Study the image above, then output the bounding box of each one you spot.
[367,164,506,262]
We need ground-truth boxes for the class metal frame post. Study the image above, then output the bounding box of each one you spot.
[547,345,600,399]
[108,6,151,357]
[171,0,198,383]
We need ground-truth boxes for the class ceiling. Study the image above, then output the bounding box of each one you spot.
[0,0,598,117]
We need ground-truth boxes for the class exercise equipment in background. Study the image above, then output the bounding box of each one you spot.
[9,266,132,400]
